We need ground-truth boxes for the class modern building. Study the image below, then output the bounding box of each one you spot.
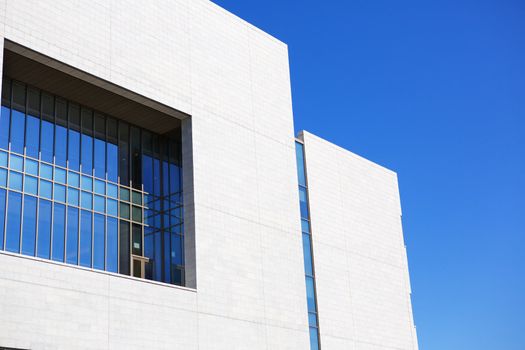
[0,1,417,349]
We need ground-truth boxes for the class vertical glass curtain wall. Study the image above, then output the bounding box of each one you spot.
[0,78,184,286]
[296,141,321,350]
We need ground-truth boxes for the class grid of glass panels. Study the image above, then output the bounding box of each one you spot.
[296,141,321,350]
[0,78,184,286]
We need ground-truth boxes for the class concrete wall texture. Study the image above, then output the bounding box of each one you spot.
[0,1,417,349]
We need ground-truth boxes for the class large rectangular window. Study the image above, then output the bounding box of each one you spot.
[0,78,185,286]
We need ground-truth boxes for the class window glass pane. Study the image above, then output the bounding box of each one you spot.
[0,168,7,187]
[68,103,80,131]
[10,110,25,154]
[132,191,142,205]
[119,220,130,275]
[306,276,316,313]
[0,189,6,248]
[0,106,10,149]
[94,138,106,180]
[37,199,52,259]
[25,158,38,175]
[8,171,23,191]
[301,219,310,233]
[5,191,22,252]
[40,120,54,163]
[24,176,38,195]
[66,206,79,265]
[299,187,309,219]
[9,154,24,171]
[68,130,80,171]
[54,168,66,184]
[171,233,183,266]
[68,171,80,187]
[41,93,54,122]
[9,154,23,171]
[94,195,105,213]
[52,203,66,262]
[81,176,93,191]
[94,180,105,195]
[80,210,92,267]
[120,202,130,219]
[107,217,118,273]
[1,79,10,107]
[107,199,118,217]
[119,122,129,186]
[308,312,318,328]
[132,224,142,256]
[130,127,141,189]
[55,98,67,126]
[120,187,130,202]
[39,180,52,199]
[25,115,40,159]
[21,195,37,256]
[295,142,307,187]
[27,87,39,116]
[54,184,66,203]
[0,150,7,166]
[107,183,118,198]
[302,233,313,276]
[67,188,79,206]
[81,191,92,210]
[309,327,319,350]
[40,163,53,180]
[107,143,118,183]
[132,206,142,223]
[81,134,93,175]
[55,125,68,167]
[12,82,25,112]
[93,213,105,270]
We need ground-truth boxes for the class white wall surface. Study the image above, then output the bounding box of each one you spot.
[0,0,309,349]
[301,131,418,350]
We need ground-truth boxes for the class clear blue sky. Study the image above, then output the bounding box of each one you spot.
[213,1,525,349]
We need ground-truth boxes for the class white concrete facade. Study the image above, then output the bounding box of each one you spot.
[0,1,417,349]
[300,132,418,350]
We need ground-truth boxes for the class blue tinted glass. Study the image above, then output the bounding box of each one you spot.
[79,210,92,267]
[25,158,38,175]
[25,115,40,159]
[0,107,10,149]
[52,203,66,262]
[302,233,313,276]
[8,171,23,191]
[9,154,23,171]
[68,171,80,187]
[0,168,6,187]
[39,180,52,199]
[5,191,22,252]
[0,189,6,248]
[67,188,79,206]
[68,130,80,171]
[0,151,7,166]
[66,206,79,265]
[81,176,93,191]
[81,191,92,210]
[21,195,37,256]
[10,110,25,154]
[301,219,310,233]
[55,125,67,167]
[94,195,105,213]
[107,199,118,216]
[308,313,317,328]
[169,163,181,194]
[93,214,105,270]
[309,327,319,350]
[81,134,93,175]
[37,200,52,259]
[171,234,183,266]
[107,183,118,198]
[295,142,307,187]
[306,276,316,312]
[54,167,66,184]
[107,217,118,272]
[40,120,54,163]
[94,138,106,179]
[107,143,118,183]
[24,176,38,195]
[40,163,53,180]
[299,187,309,219]
[94,180,105,195]
[142,155,153,194]
[54,184,66,202]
